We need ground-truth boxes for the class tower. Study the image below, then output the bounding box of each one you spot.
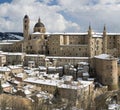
[23,15,30,40]
[88,24,93,57]
[103,25,107,54]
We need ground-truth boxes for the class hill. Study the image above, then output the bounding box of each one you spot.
[0,32,23,40]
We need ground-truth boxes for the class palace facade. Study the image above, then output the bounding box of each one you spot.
[22,15,120,58]
[1,15,120,58]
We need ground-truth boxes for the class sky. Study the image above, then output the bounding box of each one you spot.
[0,0,120,33]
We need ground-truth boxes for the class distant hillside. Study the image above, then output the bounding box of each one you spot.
[0,32,23,40]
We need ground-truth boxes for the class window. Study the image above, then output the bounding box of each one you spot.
[25,20,27,23]
[30,46,32,49]
[97,40,99,44]
[25,25,27,29]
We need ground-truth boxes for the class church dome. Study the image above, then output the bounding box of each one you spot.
[34,18,45,28]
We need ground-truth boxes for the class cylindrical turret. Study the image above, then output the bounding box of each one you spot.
[103,25,107,54]
[23,15,30,40]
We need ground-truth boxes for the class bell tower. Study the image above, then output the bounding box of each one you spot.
[23,15,30,40]
[88,24,93,57]
[103,24,107,54]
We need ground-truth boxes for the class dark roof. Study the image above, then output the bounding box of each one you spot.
[24,15,29,19]
[34,22,45,28]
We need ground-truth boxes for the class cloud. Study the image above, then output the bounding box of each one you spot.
[57,0,120,32]
[0,0,80,32]
[0,0,120,33]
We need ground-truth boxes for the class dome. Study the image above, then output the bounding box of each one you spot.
[34,18,45,28]
[34,22,44,27]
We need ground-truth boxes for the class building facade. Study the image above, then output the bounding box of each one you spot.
[91,54,118,90]
[1,15,120,58]
[20,15,120,58]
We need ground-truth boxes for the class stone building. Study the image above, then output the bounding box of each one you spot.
[23,77,94,107]
[91,54,118,90]
[21,15,120,58]
[0,54,6,66]
[1,15,120,58]
[24,54,45,67]
[1,52,24,65]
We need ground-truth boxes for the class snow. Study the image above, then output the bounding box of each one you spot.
[92,33,103,38]
[78,62,89,65]
[47,32,87,35]
[2,82,11,88]
[108,104,120,110]
[1,52,24,56]
[39,66,47,71]
[24,77,93,90]
[62,75,73,81]
[107,33,120,35]
[46,56,89,60]
[82,72,89,77]
[94,54,109,59]
[8,65,22,69]
[32,32,42,34]
[24,89,31,95]
[9,34,23,40]
[48,67,56,70]
[0,42,13,44]
[13,80,20,84]
[15,73,24,78]
[0,67,11,72]
[26,54,45,57]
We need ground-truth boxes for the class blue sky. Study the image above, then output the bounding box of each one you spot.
[0,0,120,33]
[0,0,12,3]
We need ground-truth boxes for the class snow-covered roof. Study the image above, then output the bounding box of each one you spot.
[26,54,45,57]
[46,56,89,60]
[82,72,89,77]
[0,67,11,72]
[0,42,13,45]
[48,67,56,70]
[94,54,116,60]
[32,32,43,35]
[15,73,24,78]
[13,80,20,84]
[62,75,73,81]
[46,32,88,35]
[24,89,31,95]
[36,91,53,99]
[1,52,24,56]
[39,66,47,71]
[2,82,11,88]
[92,34,103,38]
[7,34,23,40]
[31,32,120,36]
[108,104,120,110]
[78,62,89,65]
[8,65,22,69]
[107,33,120,35]
[24,69,34,74]
[24,77,93,90]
